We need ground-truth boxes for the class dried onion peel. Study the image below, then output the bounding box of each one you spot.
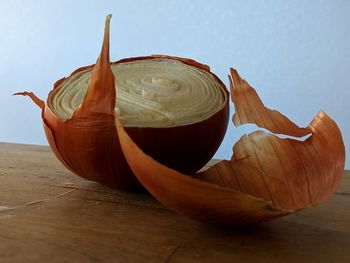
[15,15,229,190]
[115,64,345,225]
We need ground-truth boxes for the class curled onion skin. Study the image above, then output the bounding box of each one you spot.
[16,15,229,190]
[116,69,345,225]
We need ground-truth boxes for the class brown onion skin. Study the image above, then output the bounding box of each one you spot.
[43,55,229,190]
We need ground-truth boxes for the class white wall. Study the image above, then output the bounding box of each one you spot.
[1,0,349,167]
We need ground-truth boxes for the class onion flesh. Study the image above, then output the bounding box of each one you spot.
[50,58,225,127]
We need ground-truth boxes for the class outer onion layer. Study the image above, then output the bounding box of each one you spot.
[116,69,345,225]
[16,15,229,190]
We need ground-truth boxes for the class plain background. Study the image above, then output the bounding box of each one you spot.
[1,0,349,168]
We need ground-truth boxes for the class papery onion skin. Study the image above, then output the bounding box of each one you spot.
[115,68,345,225]
[17,16,229,190]
[116,112,290,225]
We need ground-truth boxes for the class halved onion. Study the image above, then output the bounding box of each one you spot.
[16,14,345,225]
[115,68,345,225]
[16,15,229,190]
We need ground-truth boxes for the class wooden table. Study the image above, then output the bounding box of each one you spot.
[0,142,349,262]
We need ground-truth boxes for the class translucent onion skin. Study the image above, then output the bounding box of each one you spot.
[17,16,229,190]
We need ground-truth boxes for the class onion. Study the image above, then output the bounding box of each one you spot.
[16,14,345,225]
[15,15,229,190]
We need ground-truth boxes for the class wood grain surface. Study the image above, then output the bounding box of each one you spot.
[0,142,349,262]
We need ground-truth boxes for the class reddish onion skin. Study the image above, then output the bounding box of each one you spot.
[17,16,229,190]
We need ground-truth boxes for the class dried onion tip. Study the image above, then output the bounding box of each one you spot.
[16,15,229,190]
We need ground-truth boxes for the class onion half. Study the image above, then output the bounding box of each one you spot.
[16,15,229,190]
[16,14,345,225]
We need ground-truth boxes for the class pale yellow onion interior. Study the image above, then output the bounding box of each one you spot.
[50,58,226,127]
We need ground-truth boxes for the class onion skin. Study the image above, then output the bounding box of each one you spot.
[115,68,345,225]
[16,15,229,190]
[116,114,289,225]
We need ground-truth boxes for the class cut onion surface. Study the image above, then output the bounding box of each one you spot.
[50,58,226,127]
